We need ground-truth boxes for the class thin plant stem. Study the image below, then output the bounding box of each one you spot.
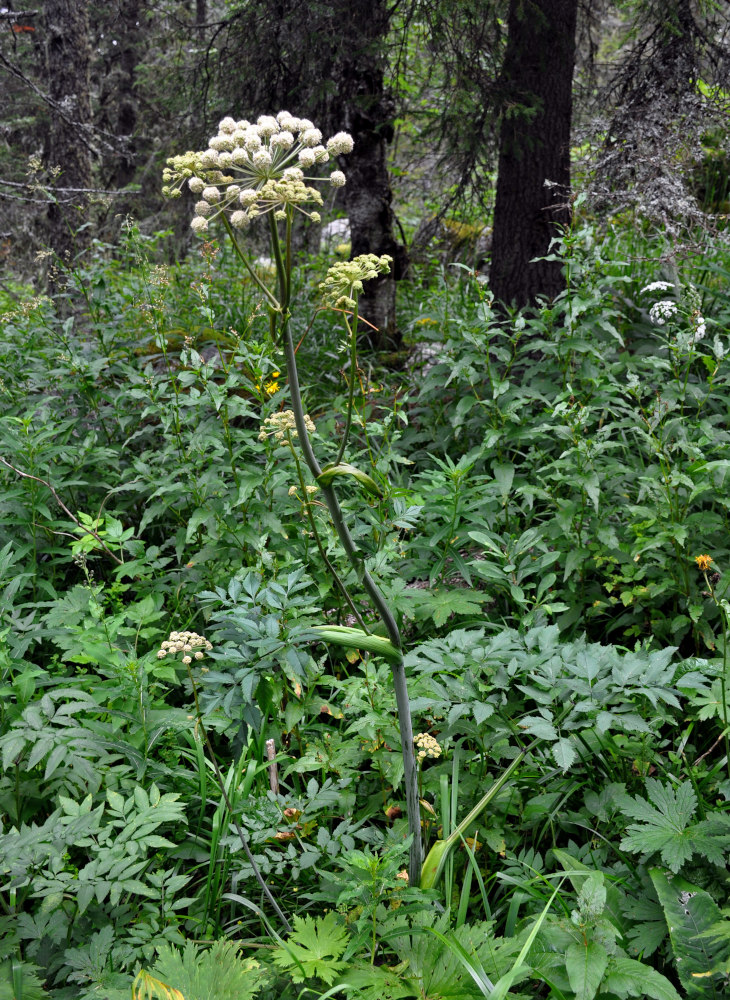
[701,564,730,778]
[288,438,369,632]
[335,307,359,467]
[185,662,292,934]
[221,215,281,311]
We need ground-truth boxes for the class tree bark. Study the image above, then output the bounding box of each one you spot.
[335,0,406,351]
[43,0,93,259]
[114,0,141,189]
[489,0,578,309]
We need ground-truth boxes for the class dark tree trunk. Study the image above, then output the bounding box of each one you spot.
[489,0,578,309]
[336,0,406,351]
[114,0,141,189]
[216,0,406,348]
[43,0,93,259]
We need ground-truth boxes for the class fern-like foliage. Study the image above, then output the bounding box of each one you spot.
[139,939,267,1000]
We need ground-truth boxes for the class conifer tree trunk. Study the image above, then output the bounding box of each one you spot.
[335,0,405,351]
[114,0,141,189]
[489,0,578,309]
[43,0,93,258]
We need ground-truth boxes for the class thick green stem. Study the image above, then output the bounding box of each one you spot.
[281,316,422,879]
[264,212,422,880]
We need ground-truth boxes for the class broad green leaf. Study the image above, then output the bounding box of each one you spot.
[272,912,349,985]
[603,956,681,1000]
[617,779,730,872]
[565,941,608,1000]
[552,737,576,770]
[492,462,515,499]
[650,869,726,993]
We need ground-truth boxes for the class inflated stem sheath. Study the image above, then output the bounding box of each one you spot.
[420,737,541,889]
[311,625,401,661]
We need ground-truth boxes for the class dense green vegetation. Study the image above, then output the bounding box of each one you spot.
[2,150,730,998]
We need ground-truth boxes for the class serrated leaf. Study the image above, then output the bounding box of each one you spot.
[272,912,349,985]
[603,956,681,1000]
[616,779,721,872]
[519,716,557,740]
[565,941,608,1000]
[552,736,576,770]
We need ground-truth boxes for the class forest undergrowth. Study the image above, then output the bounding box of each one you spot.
[1,189,730,998]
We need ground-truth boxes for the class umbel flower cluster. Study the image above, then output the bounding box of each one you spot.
[319,254,393,309]
[414,732,442,763]
[258,409,316,444]
[162,112,353,233]
[157,630,213,665]
[641,279,706,343]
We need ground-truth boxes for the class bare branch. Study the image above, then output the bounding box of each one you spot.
[0,457,124,566]
[0,46,120,157]
[0,178,136,196]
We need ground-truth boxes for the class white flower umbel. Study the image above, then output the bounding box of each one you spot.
[640,280,674,295]
[162,112,354,232]
[649,300,678,326]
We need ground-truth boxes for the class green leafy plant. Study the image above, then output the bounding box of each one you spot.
[272,913,349,985]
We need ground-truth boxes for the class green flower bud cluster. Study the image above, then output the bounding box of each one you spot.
[319,254,393,309]
[258,410,316,444]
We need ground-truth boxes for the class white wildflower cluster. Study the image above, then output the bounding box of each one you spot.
[162,112,354,234]
[414,732,442,763]
[258,409,316,444]
[691,312,706,344]
[642,280,709,348]
[649,300,678,326]
[319,254,393,309]
[640,280,674,295]
[157,630,213,665]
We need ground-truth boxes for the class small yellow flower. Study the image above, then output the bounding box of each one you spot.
[264,380,279,395]
[695,554,713,571]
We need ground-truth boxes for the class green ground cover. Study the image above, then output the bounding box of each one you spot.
[1,210,730,997]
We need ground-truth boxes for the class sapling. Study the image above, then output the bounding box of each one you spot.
[163,112,423,880]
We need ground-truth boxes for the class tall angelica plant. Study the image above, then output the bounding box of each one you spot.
[163,112,422,880]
